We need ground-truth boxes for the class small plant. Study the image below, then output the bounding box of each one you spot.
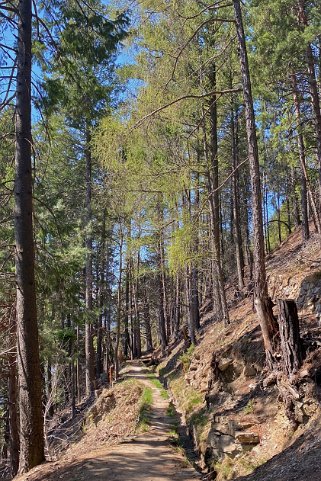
[189,409,208,429]
[167,402,176,417]
[170,375,203,417]
[243,399,255,415]
[147,373,169,399]
[215,457,235,480]
[179,344,195,372]
[168,427,180,446]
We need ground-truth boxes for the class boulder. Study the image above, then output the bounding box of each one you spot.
[218,358,233,372]
[208,429,241,460]
[235,431,260,445]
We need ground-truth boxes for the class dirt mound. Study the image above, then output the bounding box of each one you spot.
[62,379,144,460]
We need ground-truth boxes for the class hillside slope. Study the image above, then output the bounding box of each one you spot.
[157,227,321,480]
[14,364,200,481]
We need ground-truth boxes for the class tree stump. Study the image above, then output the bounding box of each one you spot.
[278,299,303,376]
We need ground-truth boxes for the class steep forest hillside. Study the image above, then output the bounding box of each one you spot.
[155,225,321,480]
[11,225,321,481]
[1,0,321,479]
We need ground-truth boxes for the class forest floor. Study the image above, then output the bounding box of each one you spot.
[14,362,200,481]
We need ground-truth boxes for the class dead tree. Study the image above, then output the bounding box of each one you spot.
[278,299,303,376]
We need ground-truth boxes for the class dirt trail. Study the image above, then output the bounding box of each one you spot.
[17,362,200,481]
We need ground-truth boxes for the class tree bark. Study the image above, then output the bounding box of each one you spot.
[231,104,245,289]
[278,299,303,375]
[124,263,131,358]
[291,73,321,236]
[96,211,106,379]
[142,276,153,352]
[297,1,321,216]
[173,273,181,340]
[85,126,95,395]
[208,64,230,326]
[8,354,19,476]
[233,0,278,365]
[156,202,167,352]
[133,250,142,358]
[14,0,45,472]
[114,230,123,379]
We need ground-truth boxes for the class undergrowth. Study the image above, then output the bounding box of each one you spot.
[179,344,195,372]
[137,386,153,432]
[170,375,203,417]
[146,373,169,399]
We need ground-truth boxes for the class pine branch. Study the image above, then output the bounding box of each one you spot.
[133,87,242,129]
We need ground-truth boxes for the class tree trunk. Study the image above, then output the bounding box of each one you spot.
[291,166,301,228]
[291,73,319,237]
[157,260,167,352]
[186,267,196,345]
[202,117,229,325]
[114,231,123,379]
[8,354,19,476]
[124,263,131,358]
[143,276,153,352]
[297,1,321,215]
[208,65,230,326]
[277,193,282,244]
[133,251,142,358]
[233,0,278,365]
[231,104,245,289]
[307,45,321,213]
[187,177,201,335]
[14,0,45,471]
[278,300,303,375]
[173,273,181,340]
[157,201,167,352]
[85,127,95,395]
[190,266,200,331]
[96,211,106,379]
[71,319,76,418]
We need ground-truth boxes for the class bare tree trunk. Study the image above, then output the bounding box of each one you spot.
[85,127,95,395]
[115,230,123,379]
[96,211,106,378]
[173,273,181,340]
[187,178,201,335]
[291,167,301,228]
[15,0,45,471]
[124,263,131,358]
[76,326,81,402]
[297,1,321,215]
[157,254,167,352]
[208,65,229,325]
[277,193,282,244]
[291,73,320,237]
[142,276,153,352]
[202,114,229,325]
[71,319,76,418]
[133,250,142,358]
[186,266,196,345]
[190,267,200,330]
[233,0,278,365]
[8,353,19,476]
[231,105,245,289]
[278,300,303,375]
[157,201,167,352]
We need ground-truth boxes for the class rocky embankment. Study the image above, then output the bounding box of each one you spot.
[156,228,321,480]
